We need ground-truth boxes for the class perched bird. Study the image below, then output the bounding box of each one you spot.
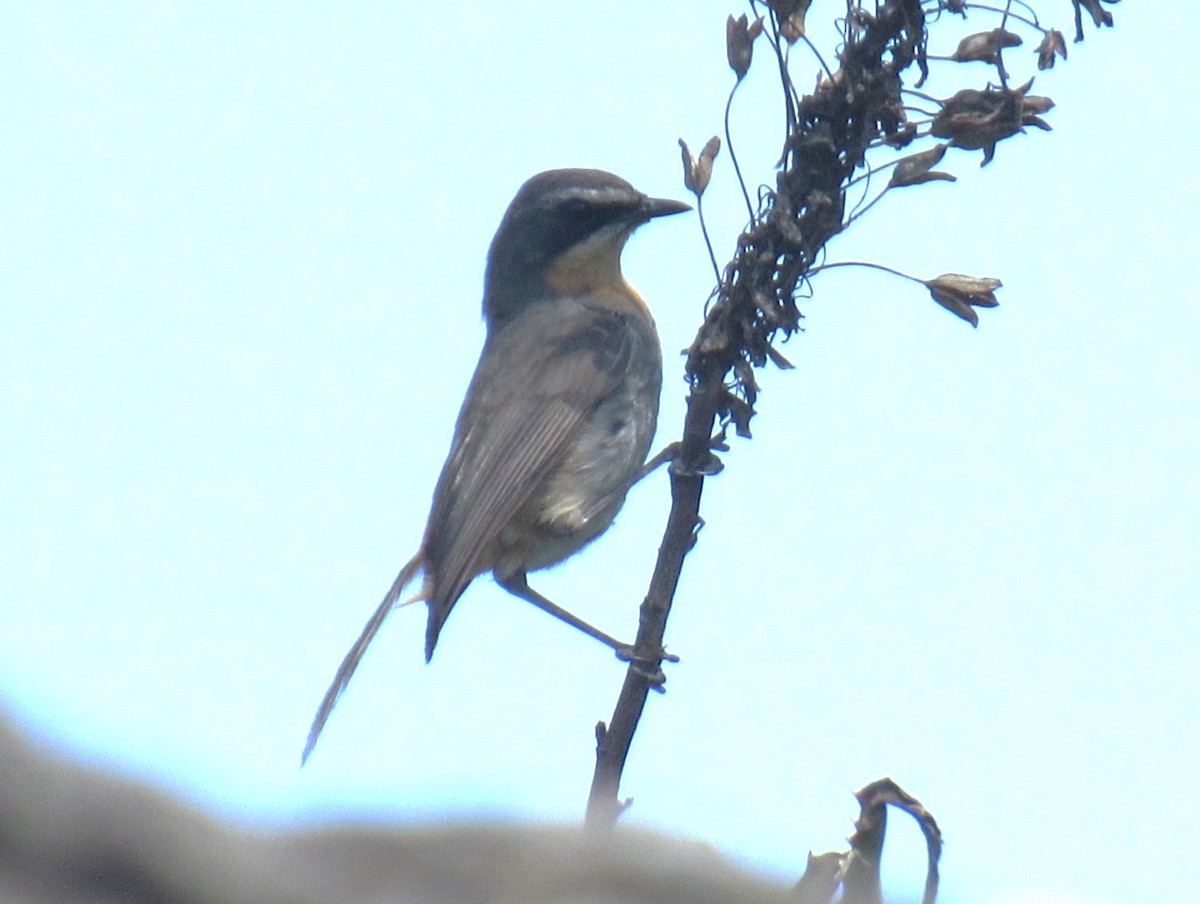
[302,168,689,762]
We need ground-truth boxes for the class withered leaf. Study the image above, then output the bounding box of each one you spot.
[888,143,956,188]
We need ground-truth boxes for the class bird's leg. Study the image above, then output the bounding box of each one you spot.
[495,572,673,683]
[634,441,681,482]
[636,428,729,484]
[497,571,632,656]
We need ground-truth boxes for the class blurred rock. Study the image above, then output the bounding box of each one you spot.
[0,710,788,904]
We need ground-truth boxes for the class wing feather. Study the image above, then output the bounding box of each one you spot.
[421,299,634,655]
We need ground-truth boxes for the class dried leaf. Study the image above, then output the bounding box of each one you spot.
[764,343,794,370]
[794,852,845,904]
[1082,0,1115,25]
[1036,29,1068,70]
[678,139,699,195]
[951,28,1023,65]
[697,136,720,192]
[846,779,942,904]
[888,143,956,188]
[1022,92,1055,115]
[882,123,919,149]
[1074,0,1115,39]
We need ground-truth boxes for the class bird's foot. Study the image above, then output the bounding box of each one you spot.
[614,643,677,690]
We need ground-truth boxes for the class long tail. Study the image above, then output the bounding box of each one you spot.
[301,554,422,765]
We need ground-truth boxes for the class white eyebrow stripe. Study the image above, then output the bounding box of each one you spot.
[551,186,640,206]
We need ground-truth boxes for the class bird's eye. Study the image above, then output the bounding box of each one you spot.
[560,197,590,216]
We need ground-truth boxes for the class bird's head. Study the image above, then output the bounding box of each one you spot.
[483,168,690,324]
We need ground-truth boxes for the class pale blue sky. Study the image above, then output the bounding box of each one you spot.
[1,4,1192,903]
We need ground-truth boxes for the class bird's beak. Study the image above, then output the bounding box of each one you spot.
[640,197,692,220]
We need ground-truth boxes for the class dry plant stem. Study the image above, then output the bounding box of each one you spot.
[696,196,722,284]
[585,0,929,828]
[586,0,1114,828]
[725,86,755,220]
[585,382,718,828]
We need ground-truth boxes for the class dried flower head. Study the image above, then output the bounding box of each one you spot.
[726,14,764,81]
[767,0,812,45]
[1036,29,1068,70]
[924,273,1002,327]
[679,136,721,197]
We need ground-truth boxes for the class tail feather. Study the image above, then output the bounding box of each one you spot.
[301,554,422,765]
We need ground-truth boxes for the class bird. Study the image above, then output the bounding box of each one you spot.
[302,168,690,763]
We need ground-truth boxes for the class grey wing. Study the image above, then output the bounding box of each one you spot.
[421,302,635,657]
